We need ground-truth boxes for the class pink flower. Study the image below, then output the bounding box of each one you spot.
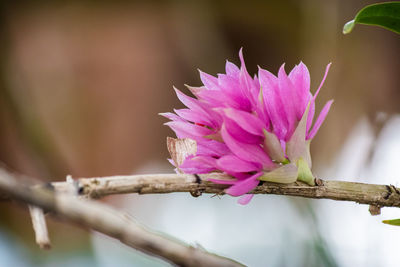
[161,49,333,204]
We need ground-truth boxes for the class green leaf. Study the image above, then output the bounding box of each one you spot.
[343,2,400,35]
[382,218,400,226]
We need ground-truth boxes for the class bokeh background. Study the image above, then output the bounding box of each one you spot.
[0,0,399,266]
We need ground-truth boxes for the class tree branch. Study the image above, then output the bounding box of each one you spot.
[1,167,398,265]
[51,173,400,208]
[0,169,243,267]
[28,205,51,250]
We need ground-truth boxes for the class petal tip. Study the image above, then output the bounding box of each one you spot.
[238,194,254,205]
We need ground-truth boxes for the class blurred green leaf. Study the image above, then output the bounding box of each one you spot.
[382,218,400,226]
[343,2,400,35]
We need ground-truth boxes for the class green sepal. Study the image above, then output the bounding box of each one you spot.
[258,163,298,184]
[296,157,315,186]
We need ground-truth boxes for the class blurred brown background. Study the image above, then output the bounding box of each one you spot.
[0,1,399,266]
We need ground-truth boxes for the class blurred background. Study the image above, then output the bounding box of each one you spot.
[0,0,399,266]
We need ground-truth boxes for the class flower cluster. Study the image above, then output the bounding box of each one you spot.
[161,49,333,204]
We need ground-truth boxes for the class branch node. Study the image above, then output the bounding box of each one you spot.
[66,175,84,196]
[382,191,390,200]
[74,180,84,195]
[369,204,381,216]
[390,184,400,195]
[315,177,324,186]
[190,188,204,198]
[194,174,201,184]
[384,185,392,199]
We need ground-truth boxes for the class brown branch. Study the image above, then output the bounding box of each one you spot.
[28,205,51,250]
[51,173,400,208]
[0,169,243,267]
[1,167,398,264]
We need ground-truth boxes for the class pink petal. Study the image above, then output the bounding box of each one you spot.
[306,63,331,133]
[197,89,228,107]
[225,60,240,76]
[185,85,205,98]
[218,74,251,111]
[307,100,333,140]
[223,108,265,136]
[174,108,216,128]
[159,112,187,122]
[222,171,254,180]
[259,67,287,140]
[180,156,217,174]
[174,88,218,125]
[174,87,203,111]
[313,63,331,100]
[289,62,310,120]
[217,155,261,173]
[239,49,258,108]
[179,165,214,174]
[225,172,262,196]
[165,121,213,139]
[238,194,254,205]
[238,47,245,64]
[280,139,286,153]
[174,88,213,113]
[253,91,269,125]
[199,70,220,90]
[196,140,231,157]
[278,64,297,140]
[223,116,263,144]
[220,123,275,170]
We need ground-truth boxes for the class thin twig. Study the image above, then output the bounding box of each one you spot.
[0,169,243,267]
[50,173,400,208]
[28,205,51,250]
